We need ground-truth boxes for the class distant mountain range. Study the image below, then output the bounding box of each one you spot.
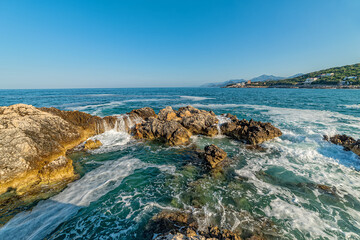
[201,74,303,88]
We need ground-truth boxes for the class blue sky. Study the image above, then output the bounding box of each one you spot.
[0,0,359,88]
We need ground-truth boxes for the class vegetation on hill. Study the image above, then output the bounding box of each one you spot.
[252,63,360,86]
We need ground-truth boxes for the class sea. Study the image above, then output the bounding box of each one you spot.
[0,88,360,240]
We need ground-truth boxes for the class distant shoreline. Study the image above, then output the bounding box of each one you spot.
[222,84,360,89]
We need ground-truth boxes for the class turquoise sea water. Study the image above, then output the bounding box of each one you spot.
[1,88,360,240]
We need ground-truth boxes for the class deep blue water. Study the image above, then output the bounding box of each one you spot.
[1,88,360,240]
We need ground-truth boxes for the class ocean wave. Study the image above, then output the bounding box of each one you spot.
[0,156,144,240]
[179,96,215,101]
[173,103,241,109]
[343,104,360,109]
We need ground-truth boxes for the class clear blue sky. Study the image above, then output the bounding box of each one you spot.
[0,0,359,88]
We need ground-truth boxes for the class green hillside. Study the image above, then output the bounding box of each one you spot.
[262,63,360,86]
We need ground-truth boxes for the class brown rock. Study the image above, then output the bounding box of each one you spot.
[128,107,157,120]
[204,144,227,168]
[132,118,192,146]
[221,116,282,145]
[84,139,103,150]
[178,106,219,137]
[158,106,180,121]
[325,134,360,156]
[149,210,242,240]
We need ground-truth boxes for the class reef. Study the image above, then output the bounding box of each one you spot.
[146,210,267,240]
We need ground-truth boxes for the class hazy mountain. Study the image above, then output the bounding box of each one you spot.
[201,73,303,88]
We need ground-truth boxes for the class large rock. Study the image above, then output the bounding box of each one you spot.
[128,107,157,120]
[131,106,281,146]
[177,106,219,137]
[204,144,227,168]
[220,114,282,145]
[0,104,109,195]
[132,118,192,146]
[324,134,360,156]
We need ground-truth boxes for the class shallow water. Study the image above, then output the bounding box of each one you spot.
[1,88,360,239]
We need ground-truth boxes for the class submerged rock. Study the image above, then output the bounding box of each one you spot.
[324,134,360,156]
[220,115,282,145]
[148,210,242,240]
[204,144,227,168]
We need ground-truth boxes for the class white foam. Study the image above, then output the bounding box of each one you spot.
[0,156,144,240]
[343,104,360,109]
[173,103,241,109]
[179,96,215,101]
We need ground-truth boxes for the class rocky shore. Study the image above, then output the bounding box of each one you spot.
[0,104,282,232]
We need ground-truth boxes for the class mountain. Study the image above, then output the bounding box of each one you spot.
[201,73,303,88]
[201,79,246,88]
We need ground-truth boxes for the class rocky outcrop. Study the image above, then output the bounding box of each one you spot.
[0,104,113,195]
[132,106,281,146]
[204,144,227,168]
[220,114,282,145]
[128,107,157,120]
[324,134,360,156]
[0,104,282,197]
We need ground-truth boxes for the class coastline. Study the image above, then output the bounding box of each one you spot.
[223,84,360,89]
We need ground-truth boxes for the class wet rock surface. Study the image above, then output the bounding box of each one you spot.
[132,106,281,146]
[220,114,282,145]
[84,139,103,150]
[324,134,360,156]
[204,144,227,168]
[148,210,269,240]
[0,104,115,195]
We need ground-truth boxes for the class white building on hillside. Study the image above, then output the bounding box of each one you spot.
[305,77,318,83]
[319,73,334,77]
[343,76,357,80]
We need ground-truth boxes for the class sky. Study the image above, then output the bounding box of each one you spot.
[0,0,360,88]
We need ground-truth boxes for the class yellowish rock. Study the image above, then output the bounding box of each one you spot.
[84,139,103,150]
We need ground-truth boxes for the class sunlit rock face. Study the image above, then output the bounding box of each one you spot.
[0,104,109,195]
[132,105,282,146]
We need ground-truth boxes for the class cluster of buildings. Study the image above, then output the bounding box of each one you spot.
[305,72,335,83]
[305,73,358,85]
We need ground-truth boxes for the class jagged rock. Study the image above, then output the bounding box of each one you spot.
[158,106,180,121]
[84,139,103,150]
[0,104,111,195]
[204,144,227,168]
[178,106,219,137]
[324,134,360,156]
[220,116,282,145]
[132,118,192,146]
[128,107,157,120]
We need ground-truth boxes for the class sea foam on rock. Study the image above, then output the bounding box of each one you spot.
[0,104,281,201]
[0,104,149,196]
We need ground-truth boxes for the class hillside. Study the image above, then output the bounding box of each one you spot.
[202,74,301,88]
[259,63,360,86]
